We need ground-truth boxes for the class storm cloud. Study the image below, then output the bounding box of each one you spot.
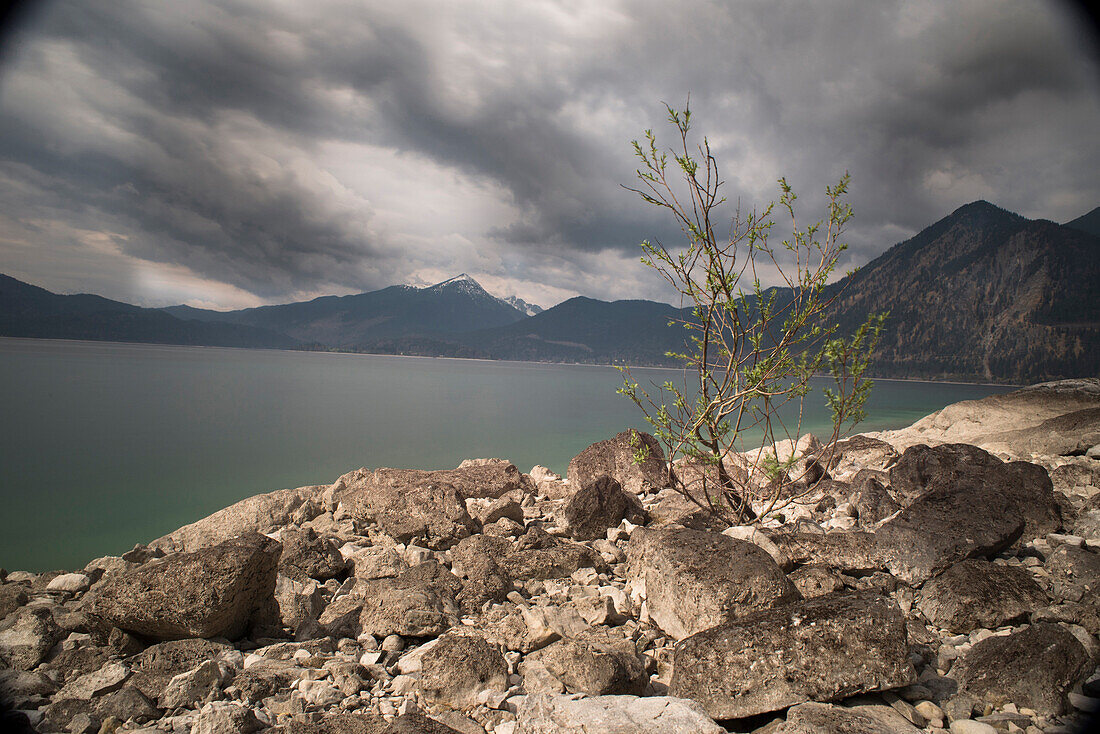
[0,0,1097,308]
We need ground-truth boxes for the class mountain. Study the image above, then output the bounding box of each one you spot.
[0,274,299,349]
[822,200,1100,383]
[163,274,528,349]
[5,201,1097,383]
[461,297,687,364]
[502,295,544,317]
[1065,206,1100,239]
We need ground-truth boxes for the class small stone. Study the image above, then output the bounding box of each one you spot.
[916,701,946,721]
[381,635,405,653]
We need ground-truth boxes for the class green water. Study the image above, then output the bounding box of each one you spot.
[0,337,1014,571]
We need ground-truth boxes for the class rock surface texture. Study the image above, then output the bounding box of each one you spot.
[84,532,281,640]
[670,592,915,719]
[4,380,1100,734]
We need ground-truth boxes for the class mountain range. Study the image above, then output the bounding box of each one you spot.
[1,202,1097,383]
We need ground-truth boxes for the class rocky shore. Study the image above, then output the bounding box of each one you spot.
[3,379,1100,734]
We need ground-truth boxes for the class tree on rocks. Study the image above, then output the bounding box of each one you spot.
[618,103,885,524]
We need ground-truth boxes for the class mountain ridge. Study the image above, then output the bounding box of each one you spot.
[3,200,1097,382]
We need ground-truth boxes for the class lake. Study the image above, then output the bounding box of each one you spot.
[0,337,1015,571]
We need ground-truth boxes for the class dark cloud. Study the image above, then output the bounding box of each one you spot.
[0,0,1096,307]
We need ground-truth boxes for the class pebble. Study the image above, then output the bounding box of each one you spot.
[381,635,405,653]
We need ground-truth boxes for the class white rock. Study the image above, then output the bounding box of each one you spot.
[950,721,999,734]
[517,693,725,733]
[46,573,91,593]
[359,651,384,666]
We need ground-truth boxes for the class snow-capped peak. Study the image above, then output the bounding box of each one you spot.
[421,274,542,317]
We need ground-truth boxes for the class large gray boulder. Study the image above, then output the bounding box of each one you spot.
[874,446,1051,584]
[124,639,232,700]
[149,486,324,553]
[319,562,461,640]
[627,527,800,640]
[822,435,900,481]
[887,443,1060,538]
[278,527,345,581]
[562,476,646,541]
[86,533,280,640]
[916,559,1048,633]
[782,702,923,734]
[521,629,648,696]
[771,531,888,575]
[500,527,607,582]
[1044,544,1100,605]
[568,430,669,496]
[670,592,914,719]
[449,534,514,611]
[950,623,1091,717]
[515,693,725,734]
[417,633,508,711]
[0,607,61,670]
[329,468,478,549]
[850,471,901,527]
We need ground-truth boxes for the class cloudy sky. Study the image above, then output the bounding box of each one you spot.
[0,0,1097,310]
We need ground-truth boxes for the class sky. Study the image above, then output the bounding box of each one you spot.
[0,0,1097,310]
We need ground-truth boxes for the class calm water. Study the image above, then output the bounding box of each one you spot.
[0,338,1014,571]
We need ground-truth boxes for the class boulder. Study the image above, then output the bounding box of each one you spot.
[46,573,91,594]
[320,562,461,640]
[278,527,346,580]
[124,638,232,700]
[670,592,914,719]
[851,471,900,527]
[626,527,800,640]
[521,629,648,696]
[788,565,846,599]
[515,693,725,734]
[0,606,61,671]
[0,583,29,620]
[274,573,328,634]
[645,487,728,531]
[875,457,1031,584]
[1044,544,1100,605]
[562,476,646,541]
[889,443,1003,502]
[149,485,324,553]
[772,531,888,575]
[282,712,389,734]
[347,546,409,580]
[160,659,234,709]
[950,623,1090,716]
[417,633,508,711]
[330,468,477,549]
[449,534,514,611]
[568,430,669,496]
[782,702,923,734]
[501,527,607,582]
[96,685,162,725]
[55,661,131,700]
[85,532,280,640]
[823,435,900,481]
[192,701,263,734]
[887,443,1060,539]
[916,559,1048,633]
[0,669,57,709]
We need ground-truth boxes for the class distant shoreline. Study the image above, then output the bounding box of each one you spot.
[0,334,1025,388]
